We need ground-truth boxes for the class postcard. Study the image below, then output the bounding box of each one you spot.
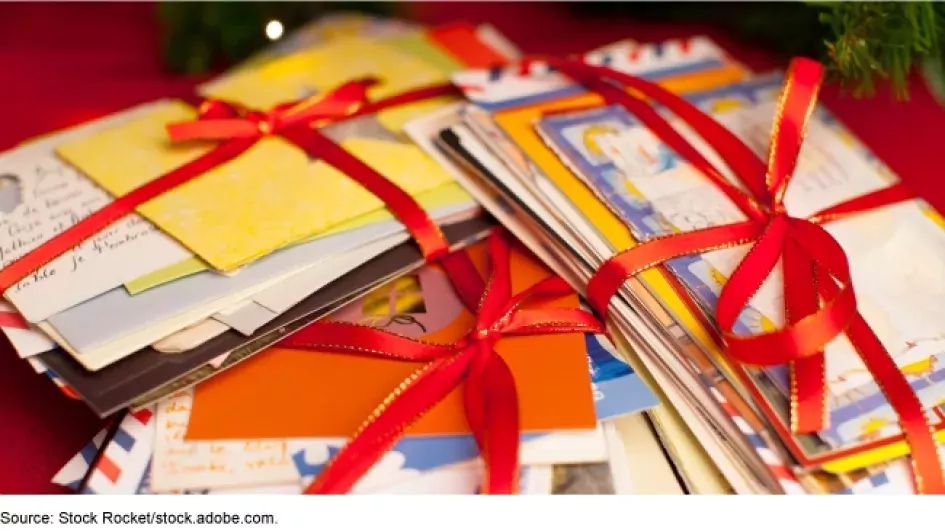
[213,234,409,335]
[0,102,192,323]
[368,465,553,495]
[150,320,230,354]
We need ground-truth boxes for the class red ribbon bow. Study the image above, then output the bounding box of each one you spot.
[529,56,943,493]
[166,79,378,141]
[278,230,605,495]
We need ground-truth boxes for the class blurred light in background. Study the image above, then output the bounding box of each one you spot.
[265,20,284,41]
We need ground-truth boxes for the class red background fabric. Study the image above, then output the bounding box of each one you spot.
[1,2,943,494]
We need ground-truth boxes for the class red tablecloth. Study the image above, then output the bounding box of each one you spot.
[1,2,944,494]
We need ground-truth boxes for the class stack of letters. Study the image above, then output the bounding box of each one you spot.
[2,12,942,495]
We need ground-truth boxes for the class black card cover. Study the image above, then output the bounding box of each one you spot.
[38,217,494,418]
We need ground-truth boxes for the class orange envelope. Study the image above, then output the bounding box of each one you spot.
[185,241,597,440]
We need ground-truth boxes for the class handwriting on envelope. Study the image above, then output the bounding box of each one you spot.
[0,149,191,323]
[150,390,303,492]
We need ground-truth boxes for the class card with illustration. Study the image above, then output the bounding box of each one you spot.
[56,30,510,273]
[0,103,192,323]
[536,76,945,462]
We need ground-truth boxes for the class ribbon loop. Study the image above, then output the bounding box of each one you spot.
[167,78,380,142]
[765,58,824,205]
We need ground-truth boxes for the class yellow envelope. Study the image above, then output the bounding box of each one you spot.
[123,181,474,294]
[56,37,465,272]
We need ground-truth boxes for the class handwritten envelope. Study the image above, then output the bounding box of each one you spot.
[151,390,315,493]
[55,36,462,272]
[0,102,192,323]
[185,241,598,439]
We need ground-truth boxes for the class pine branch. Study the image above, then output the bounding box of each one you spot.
[819,2,945,98]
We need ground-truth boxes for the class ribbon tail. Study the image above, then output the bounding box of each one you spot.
[464,344,520,495]
[813,273,945,494]
[845,314,945,494]
[476,231,515,327]
[808,183,915,224]
[464,344,490,455]
[783,237,827,433]
[305,354,470,494]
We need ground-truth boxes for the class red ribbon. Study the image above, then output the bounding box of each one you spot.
[533,56,943,493]
[0,78,485,312]
[278,230,605,494]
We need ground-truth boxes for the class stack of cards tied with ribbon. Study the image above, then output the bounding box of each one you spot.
[416,31,945,495]
[0,17,516,417]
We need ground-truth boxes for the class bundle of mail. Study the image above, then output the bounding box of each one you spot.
[2,12,942,495]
